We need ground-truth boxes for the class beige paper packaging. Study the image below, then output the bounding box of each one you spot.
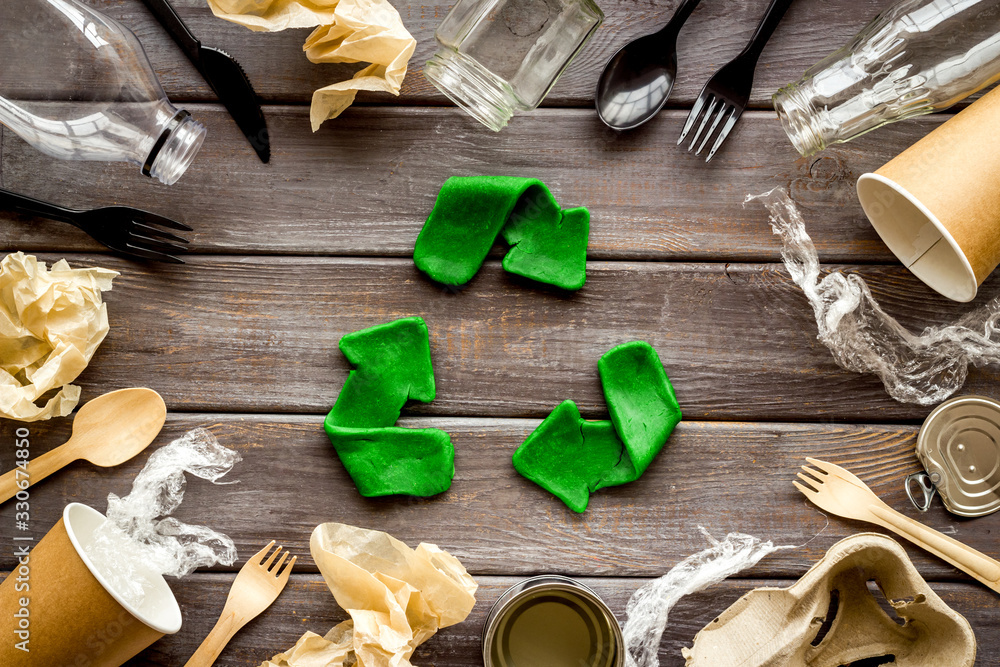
[0,503,181,667]
[857,84,1000,303]
[683,533,976,666]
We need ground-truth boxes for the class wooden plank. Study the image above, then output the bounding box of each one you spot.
[5,415,1000,581]
[83,0,889,108]
[20,573,994,666]
[0,255,994,421]
[0,106,944,260]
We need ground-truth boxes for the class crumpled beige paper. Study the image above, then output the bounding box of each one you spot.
[260,523,478,667]
[0,252,117,422]
[206,0,417,130]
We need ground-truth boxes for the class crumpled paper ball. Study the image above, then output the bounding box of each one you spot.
[259,522,478,667]
[0,252,117,421]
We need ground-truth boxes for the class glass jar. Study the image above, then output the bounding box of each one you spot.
[773,0,1000,157]
[424,0,604,131]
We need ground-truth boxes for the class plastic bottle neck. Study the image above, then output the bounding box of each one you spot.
[145,109,206,186]
[423,50,523,132]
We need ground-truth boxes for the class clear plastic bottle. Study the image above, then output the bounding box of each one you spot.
[773,0,1000,157]
[0,0,206,185]
[424,0,604,131]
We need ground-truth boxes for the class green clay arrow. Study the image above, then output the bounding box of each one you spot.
[324,317,454,497]
[512,341,681,512]
[413,176,589,291]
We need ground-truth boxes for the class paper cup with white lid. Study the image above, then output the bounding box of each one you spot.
[0,503,182,667]
[857,84,1000,303]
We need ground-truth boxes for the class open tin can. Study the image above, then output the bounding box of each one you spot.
[482,575,624,667]
[907,395,1000,517]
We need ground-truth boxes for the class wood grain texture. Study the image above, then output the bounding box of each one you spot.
[4,415,1000,581]
[0,106,946,259]
[82,0,890,108]
[1,254,994,421]
[4,1,1000,664]
[107,574,998,667]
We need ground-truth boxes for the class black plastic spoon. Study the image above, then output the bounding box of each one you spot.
[595,0,703,130]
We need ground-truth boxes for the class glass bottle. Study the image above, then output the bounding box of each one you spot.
[0,0,206,185]
[424,0,604,131]
[773,0,1000,157]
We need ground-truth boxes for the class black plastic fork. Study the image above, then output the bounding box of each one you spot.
[678,0,795,162]
[0,188,190,263]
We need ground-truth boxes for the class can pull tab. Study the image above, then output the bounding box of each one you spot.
[906,472,939,512]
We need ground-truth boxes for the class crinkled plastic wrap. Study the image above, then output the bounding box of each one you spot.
[83,428,241,607]
[622,528,789,667]
[748,188,1000,405]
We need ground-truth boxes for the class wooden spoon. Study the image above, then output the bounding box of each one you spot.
[0,388,167,504]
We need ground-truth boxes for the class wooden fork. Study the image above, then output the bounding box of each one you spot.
[795,457,1000,595]
[184,541,296,667]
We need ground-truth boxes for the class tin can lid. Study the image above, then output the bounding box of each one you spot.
[482,575,623,667]
[916,395,1000,517]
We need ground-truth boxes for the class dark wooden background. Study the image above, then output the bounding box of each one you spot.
[2,0,1000,664]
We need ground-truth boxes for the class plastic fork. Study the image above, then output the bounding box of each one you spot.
[0,187,190,263]
[795,457,1000,594]
[184,541,296,667]
[678,0,794,161]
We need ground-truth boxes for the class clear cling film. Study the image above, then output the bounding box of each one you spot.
[749,187,1000,405]
[84,428,241,608]
[623,528,788,667]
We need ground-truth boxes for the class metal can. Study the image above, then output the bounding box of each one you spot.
[907,394,1000,517]
[482,575,624,667]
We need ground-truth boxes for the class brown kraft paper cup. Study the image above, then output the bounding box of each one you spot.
[857,84,1000,303]
[0,503,182,667]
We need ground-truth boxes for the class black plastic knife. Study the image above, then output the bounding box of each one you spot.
[140,0,270,163]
